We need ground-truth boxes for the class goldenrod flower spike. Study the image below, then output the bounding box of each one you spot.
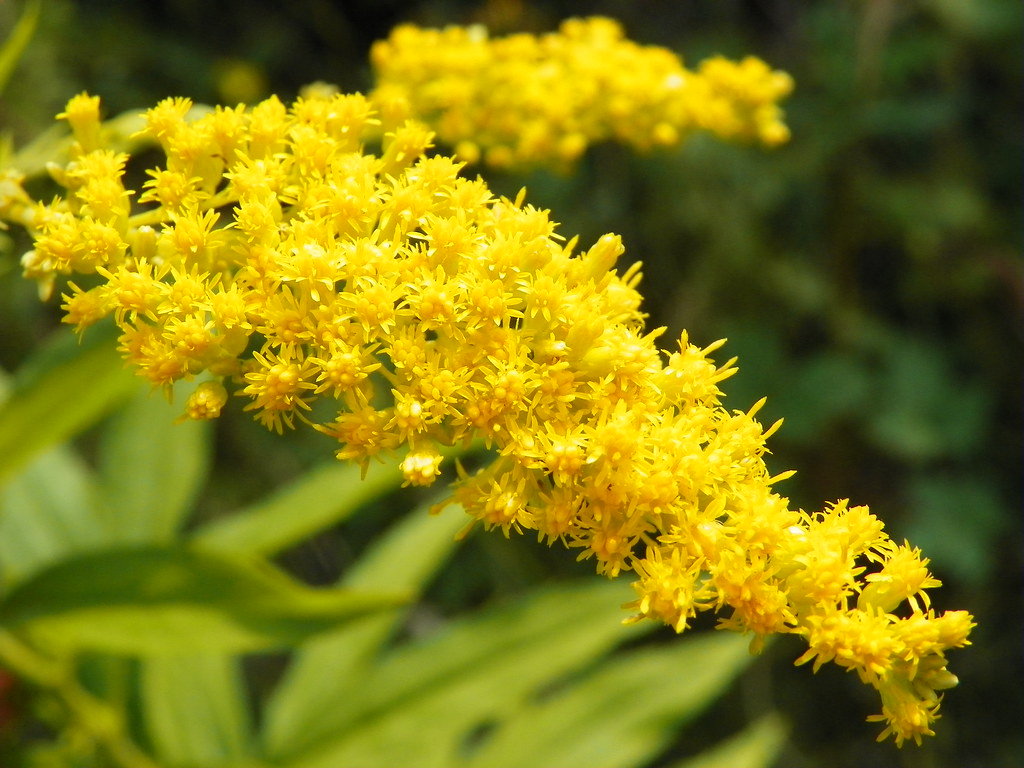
[2,84,971,747]
[369,17,794,170]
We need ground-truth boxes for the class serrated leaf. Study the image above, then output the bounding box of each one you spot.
[0,545,407,655]
[905,473,1009,586]
[866,336,991,462]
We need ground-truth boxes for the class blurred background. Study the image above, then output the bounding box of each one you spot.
[0,0,1020,766]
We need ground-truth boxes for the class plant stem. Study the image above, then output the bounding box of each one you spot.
[0,629,160,768]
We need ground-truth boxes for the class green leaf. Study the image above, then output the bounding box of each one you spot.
[0,325,138,491]
[779,353,870,444]
[0,545,407,655]
[466,632,756,768]
[98,384,211,544]
[905,473,1009,586]
[0,444,108,587]
[192,457,403,556]
[671,713,788,768]
[866,336,991,462]
[140,653,254,766]
[0,0,40,96]
[282,578,655,768]
[262,503,467,759]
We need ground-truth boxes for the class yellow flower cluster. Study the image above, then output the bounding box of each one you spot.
[369,17,794,170]
[2,86,971,747]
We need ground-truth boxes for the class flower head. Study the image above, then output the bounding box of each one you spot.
[370,17,793,170]
[1,75,969,746]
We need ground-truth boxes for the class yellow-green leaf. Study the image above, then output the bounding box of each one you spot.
[0,325,137,491]
[0,545,407,655]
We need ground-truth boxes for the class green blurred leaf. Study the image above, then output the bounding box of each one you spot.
[905,473,1009,586]
[671,713,788,768]
[0,444,108,587]
[0,0,40,96]
[192,457,401,556]
[0,545,407,655]
[283,579,654,768]
[98,385,211,544]
[466,633,756,768]
[713,323,785,412]
[779,353,871,444]
[0,325,138,491]
[863,95,958,139]
[866,337,991,462]
[865,176,988,236]
[927,0,1023,37]
[140,653,254,766]
[263,503,467,759]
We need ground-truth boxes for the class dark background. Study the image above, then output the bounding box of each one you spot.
[1,1,1021,765]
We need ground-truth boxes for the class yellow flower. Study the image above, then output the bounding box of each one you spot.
[369,17,793,170]
[183,380,230,420]
[242,348,318,434]
[400,448,445,487]
[57,92,103,152]
[0,83,971,747]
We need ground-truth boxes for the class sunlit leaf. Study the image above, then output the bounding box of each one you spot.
[282,579,654,768]
[98,385,211,544]
[140,653,254,766]
[466,632,756,768]
[262,503,466,758]
[192,457,401,556]
[0,444,108,586]
[0,325,137,491]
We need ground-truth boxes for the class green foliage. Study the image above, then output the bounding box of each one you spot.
[139,654,254,766]
[670,714,787,768]
[464,634,754,768]
[193,458,405,556]
[0,444,106,585]
[0,324,137,488]
[99,387,211,544]
[0,0,38,97]
[0,545,406,655]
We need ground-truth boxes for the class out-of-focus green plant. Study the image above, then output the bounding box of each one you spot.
[0,0,38,98]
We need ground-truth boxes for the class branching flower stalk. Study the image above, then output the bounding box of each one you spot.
[0,19,972,748]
